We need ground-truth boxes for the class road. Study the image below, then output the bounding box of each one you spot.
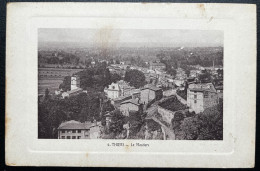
[145,96,176,140]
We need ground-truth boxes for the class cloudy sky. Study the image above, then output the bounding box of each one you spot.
[39,28,223,47]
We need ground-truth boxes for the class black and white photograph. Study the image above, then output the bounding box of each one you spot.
[6,3,256,168]
[38,29,224,140]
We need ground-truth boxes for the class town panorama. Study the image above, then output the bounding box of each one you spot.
[38,36,223,140]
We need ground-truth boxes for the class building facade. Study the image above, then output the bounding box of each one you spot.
[61,88,83,99]
[140,85,163,104]
[104,80,135,100]
[149,62,166,70]
[58,120,92,139]
[58,120,102,139]
[120,99,143,116]
[187,83,219,114]
[71,75,80,90]
[104,82,122,99]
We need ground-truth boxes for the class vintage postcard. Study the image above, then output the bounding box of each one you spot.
[6,3,256,168]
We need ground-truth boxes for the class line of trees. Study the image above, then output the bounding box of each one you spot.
[124,69,146,88]
[59,63,122,92]
[173,99,223,140]
[38,91,115,139]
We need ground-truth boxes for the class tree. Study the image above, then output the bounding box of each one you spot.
[111,73,122,83]
[59,76,71,91]
[104,68,112,87]
[167,68,177,77]
[44,88,50,101]
[109,110,126,135]
[199,70,211,83]
[176,104,223,140]
[124,69,146,88]
[217,69,223,78]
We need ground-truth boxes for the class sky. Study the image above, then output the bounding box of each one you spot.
[38,28,223,47]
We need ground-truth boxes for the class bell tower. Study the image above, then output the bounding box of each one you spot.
[71,75,80,90]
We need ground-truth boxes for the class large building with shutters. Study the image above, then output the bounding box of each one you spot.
[187,83,219,114]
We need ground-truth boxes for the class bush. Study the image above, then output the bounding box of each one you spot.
[158,96,187,111]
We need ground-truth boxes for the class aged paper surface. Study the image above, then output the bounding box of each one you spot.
[6,3,256,167]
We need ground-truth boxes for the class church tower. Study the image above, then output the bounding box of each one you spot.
[71,75,80,90]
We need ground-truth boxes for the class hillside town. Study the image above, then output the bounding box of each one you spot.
[38,52,223,140]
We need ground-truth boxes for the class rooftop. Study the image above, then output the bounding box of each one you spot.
[113,94,132,101]
[66,88,83,94]
[188,83,216,93]
[58,120,92,130]
[121,98,142,106]
[141,84,162,91]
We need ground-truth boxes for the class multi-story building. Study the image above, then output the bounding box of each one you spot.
[71,75,80,90]
[187,83,219,114]
[61,75,83,98]
[120,99,143,116]
[140,84,163,104]
[149,62,166,70]
[57,120,102,139]
[61,88,83,99]
[58,120,92,139]
[104,80,135,99]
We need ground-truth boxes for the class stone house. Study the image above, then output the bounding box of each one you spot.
[61,88,83,99]
[57,120,92,139]
[58,120,102,139]
[187,83,219,114]
[140,84,163,104]
[149,62,166,70]
[104,80,134,100]
[120,99,143,116]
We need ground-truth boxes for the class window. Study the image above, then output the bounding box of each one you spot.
[194,95,197,99]
[77,136,81,139]
[61,130,65,133]
[194,100,197,103]
[61,136,65,139]
[72,136,76,139]
[204,92,209,98]
[72,130,76,133]
[78,130,81,133]
[67,136,71,139]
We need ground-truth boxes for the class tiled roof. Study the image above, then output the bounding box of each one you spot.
[113,95,132,101]
[141,84,162,91]
[66,88,83,95]
[58,120,92,130]
[189,83,216,93]
[121,99,142,106]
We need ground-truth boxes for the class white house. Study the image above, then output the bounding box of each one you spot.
[187,83,219,114]
[71,75,80,91]
[62,88,83,99]
[104,80,135,99]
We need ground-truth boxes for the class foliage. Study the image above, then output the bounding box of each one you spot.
[176,89,187,100]
[158,96,187,111]
[146,119,161,131]
[156,47,223,72]
[127,111,145,137]
[59,76,71,91]
[198,70,212,83]
[124,69,146,88]
[44,88,50,101]
[39,50,80,65]
[108,110,126,135]
[111,73,122,83]
[174,103,223,140]
[38,91,114,139]
[59,64,112,92]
